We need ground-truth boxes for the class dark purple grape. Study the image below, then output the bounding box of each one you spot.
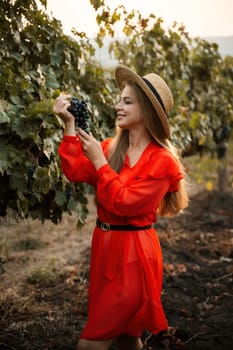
[27,166,36,192]
[68,97,89,133]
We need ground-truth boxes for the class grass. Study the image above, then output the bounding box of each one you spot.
[13,237,46,251]
[27,266,58,285]
[183,139,233,192]
[0,288,39,322]
[27,259,60,286]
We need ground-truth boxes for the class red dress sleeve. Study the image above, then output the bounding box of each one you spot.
[95,149,183,218]
[58,136,112,186]
[147,149,184,193]
[58,135,96,186]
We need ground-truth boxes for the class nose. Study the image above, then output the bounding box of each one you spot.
[115,100,122,110]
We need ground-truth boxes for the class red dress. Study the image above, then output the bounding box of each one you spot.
[58,135,183,340]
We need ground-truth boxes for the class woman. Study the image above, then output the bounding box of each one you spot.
[53,65,189,350]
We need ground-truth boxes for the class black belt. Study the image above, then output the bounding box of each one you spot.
[96,218,152,232]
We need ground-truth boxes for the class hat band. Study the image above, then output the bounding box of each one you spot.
[142,77,166,114]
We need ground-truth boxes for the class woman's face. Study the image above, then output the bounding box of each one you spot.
[115,84,144,130]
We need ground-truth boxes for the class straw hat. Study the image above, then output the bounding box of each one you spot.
[115,64,173,138]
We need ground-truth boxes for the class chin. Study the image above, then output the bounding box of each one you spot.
[117,123,128,130]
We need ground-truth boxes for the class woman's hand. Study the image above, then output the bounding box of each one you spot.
[78,128,107,170]
[53,93,76,136]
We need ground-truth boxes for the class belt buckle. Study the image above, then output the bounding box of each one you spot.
[100,222,110,231]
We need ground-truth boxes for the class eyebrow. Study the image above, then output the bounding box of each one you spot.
[121,96,134,101]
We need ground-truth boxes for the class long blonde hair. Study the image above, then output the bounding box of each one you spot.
[108,81,189,217]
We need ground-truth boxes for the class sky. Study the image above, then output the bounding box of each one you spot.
[46,0,233,38]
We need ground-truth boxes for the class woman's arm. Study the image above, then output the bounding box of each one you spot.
[58,136,97,185]
[54,94,98,185]
[95,164,171,217]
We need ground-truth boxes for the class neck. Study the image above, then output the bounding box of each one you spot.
[128,130,152,149]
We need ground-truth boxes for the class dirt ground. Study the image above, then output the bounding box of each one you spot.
[0,189,233,350]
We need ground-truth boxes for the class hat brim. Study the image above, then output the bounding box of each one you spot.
[115,64,170,138]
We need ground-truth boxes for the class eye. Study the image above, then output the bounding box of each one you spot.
[123,98,132,105]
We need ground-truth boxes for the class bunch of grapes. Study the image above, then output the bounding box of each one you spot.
[68,97,89,133]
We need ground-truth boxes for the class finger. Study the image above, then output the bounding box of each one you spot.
[78,128,90,139]
[81,143,89,154]
[58,93,71,100]
[54,99,71,114]
[55,94,71,107]
[78,127,86,134]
